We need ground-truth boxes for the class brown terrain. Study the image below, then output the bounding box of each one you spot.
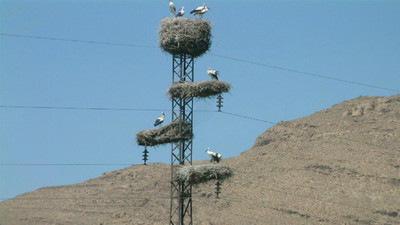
[1,95,399,225]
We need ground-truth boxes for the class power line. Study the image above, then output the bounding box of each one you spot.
[220,111,276,124]
[1,25,397,223]
[0,105,166,112]
[0,33,157,49]
[1,33,398,93]
[0,163,132,166]
[0,105,272,124]
[1,103,397,155]
[209,53,400,93]
[1,104,398,155]
[0,196,170,201]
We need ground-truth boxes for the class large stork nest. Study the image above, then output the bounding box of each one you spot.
[159,18,212,58]
[167,81,231,99]
[136,121,192,147]
[174,164,234,185]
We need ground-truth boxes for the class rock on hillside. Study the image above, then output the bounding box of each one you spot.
[0,95,399,225]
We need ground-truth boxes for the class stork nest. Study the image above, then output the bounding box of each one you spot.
[159,18,212,58]
[167,81,231,99]
[174,164,234,185]
[136,120,192,147]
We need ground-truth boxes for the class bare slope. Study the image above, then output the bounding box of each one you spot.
[1,95,399,225]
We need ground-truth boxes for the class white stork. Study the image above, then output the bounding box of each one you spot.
[176,6,185,17]
[169,0,176,16]
[206,147,222,163]
[197,5,209,17]
[207,68,219,80]
[154,112,165,127]
[190,3,209,17]
[190,3,205,14]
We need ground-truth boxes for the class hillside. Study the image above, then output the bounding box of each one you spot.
[1,95,399,225]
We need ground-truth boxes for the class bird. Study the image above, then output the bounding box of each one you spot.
[207,68,219,80]
[190,3,205,14]
[169,0,176,16]
[154,112,165,127]
[196,6,209,17]
[205,147,222,163]
[176,6,185,17]
[190,3,209,17]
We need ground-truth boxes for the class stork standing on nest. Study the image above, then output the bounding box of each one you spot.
[190,3,209,18]
[176,6,185,17]
[169,0,176,16]
[154,112,165,127]
[206,147,222,163]
[207,68,219,80]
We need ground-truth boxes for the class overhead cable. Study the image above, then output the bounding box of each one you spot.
[1,33,398,93]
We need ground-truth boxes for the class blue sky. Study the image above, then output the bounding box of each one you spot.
[1,0,399,200]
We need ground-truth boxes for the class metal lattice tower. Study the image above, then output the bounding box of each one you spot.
[170,53,194,225]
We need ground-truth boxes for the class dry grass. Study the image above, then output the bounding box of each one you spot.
[167,81,231,99]
[159,17,212,57]
[174,164,234,185]
[136,120,192,146]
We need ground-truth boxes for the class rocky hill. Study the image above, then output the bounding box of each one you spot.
[1,95,399,225]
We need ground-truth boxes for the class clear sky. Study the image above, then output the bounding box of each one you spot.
[1,0,399,200]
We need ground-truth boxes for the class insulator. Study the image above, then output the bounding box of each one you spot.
[142,148,149,165]
[215,180,221,198]
[216,94,224,112]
